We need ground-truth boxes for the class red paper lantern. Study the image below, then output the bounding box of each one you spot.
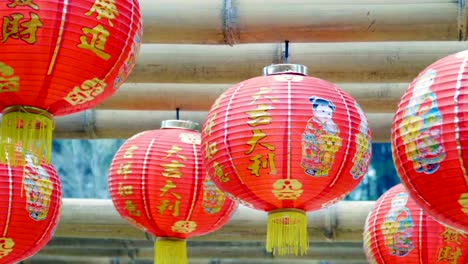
[108,120,237,264]
[364,184,468,263]
[0,0,142,165]
[0,150,61,263]
[392,50,468,233]
[201,64,372,255]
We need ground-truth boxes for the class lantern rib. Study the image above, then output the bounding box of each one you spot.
[454,57,468,183]
[47,0,69,75]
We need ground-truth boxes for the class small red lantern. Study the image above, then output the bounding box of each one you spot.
[392,50,468,232]
[108,120,237,264]
[201,64,372,255]
[0,0,142,165]
[364,184,468,263]
[0,150,61,263]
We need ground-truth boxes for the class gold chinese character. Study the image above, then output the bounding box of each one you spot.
[7,0,39,10]
[203,113,217,136]
[205,142,218,160]
[440,227,467,245]
[245,129,275,155]
[118,183,133,196]
[123,145,138,158]
[212,94,224,109]
[459,193,468,214]
[212,161,229,183]
[124,200,140,217]
[64,78,106,106]
[117,162,132,179]
[250,87,277,105]
[0,62,19,93]
[247,152,277,176]
[161,160,185,178]
[2,12,42,44]
[160,180,177,196]
[157,198,181,217]
[437,246,462,264]
[0,237,14,259]
[85,0,119,27]
[164,145,187,160]
[246,104,273,127]
[78,24,111,60]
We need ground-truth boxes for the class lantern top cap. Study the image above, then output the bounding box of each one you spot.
[262,64,307,76]
[161,120,199,131]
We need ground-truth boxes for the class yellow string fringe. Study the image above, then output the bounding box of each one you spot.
[266,209,308,256]
[154,238,187,264]
[0,107,54,166]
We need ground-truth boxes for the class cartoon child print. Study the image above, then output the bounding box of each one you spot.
[301,96,342,177]
[381,192,414,257]
[23,153,54,221]
[350,102,372,179]
[401,69,445,174]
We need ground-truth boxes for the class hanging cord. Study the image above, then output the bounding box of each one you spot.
[284,40,290,64]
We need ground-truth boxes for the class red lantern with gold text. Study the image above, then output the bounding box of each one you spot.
[201,64,372,255]
[392,50,468,232]
[108,120,237,264]
[0,150,61,263]
[363,184,468,263]
[0,0,142,165]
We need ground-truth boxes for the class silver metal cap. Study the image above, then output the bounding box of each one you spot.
[161,120,199,131]
[262,64,308,76]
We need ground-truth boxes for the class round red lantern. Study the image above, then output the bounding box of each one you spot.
[0,150,61,263]
[364,183,468,263]
[0,0,142,165]
[201,64,372,255]
[108,120,237,264]
[392,50,468,233]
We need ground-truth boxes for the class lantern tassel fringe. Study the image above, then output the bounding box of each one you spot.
[0,107,53,166]
[155,238,187,264]
[266,209,308,256]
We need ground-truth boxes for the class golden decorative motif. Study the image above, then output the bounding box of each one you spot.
[171,220,197,234]
[272,179,303,200]
[0,238,14,259]
[64,78,106,106]
[0,62,19,93]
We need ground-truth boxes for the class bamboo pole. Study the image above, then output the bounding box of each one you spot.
[140,0,461,44]
[51,110,393,142]
[55,199,374,242]
[128,42,468,84]
[38,242,366,261]
[97,83,406,113]
[27,256,368,264]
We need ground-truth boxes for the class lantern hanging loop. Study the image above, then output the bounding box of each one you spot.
[262,64,308,76]
[161,119,199,131]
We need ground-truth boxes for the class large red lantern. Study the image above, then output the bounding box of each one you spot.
[364,184,468,263]
[201,64,372,255]
[392,50,468,232]
[0,150,61,263]
[0,0,142,165]
[108,120,237,264]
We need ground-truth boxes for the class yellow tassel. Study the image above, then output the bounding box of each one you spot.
[154,238,187,264]
[0,106,54,166]
[266,209,308,256]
